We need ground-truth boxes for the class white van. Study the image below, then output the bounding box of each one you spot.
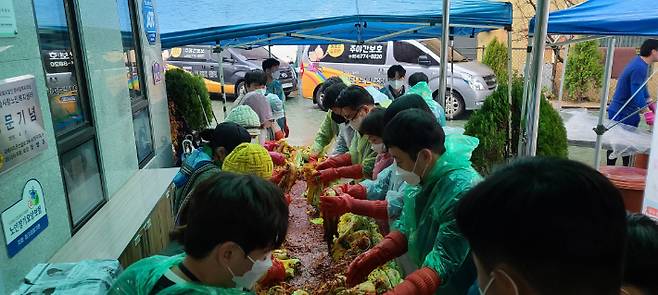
[300,39,497,118]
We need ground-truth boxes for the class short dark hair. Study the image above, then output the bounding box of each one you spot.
[457,158,627,295]
[639,39,658,57]
[322,83,348,110]
[408,72,429,87]
[335,85,374,109]
[262,58,280,71]
[199,122,251,151]
[387,65,406,79]
[383,94,432,125]
[172,173,288,258]
[244,70,267,87]
[318,76,346,95]
[383,109,445,160]
[624,213,658,294]
[359,107,386,137]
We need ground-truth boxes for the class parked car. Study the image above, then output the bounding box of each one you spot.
[163,45,298,98]
[300,39,497,118]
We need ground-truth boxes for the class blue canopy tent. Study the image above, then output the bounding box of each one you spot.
[521,0,658,168]
[156,0,513,117]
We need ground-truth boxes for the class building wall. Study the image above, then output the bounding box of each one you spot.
[0,0,171,292]
[0,1,71,293]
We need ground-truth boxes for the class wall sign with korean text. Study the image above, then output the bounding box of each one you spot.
[0,0,17,37]
[142,0,157,45]
[2,179,48,257]
[0,75,48,175]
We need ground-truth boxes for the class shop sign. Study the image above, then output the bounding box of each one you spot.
[1,179,48,257]
[0,75,48,175]
[0,0,17,37]
[142,0,157,45]
[643,124,658,220]
[152,61,163,85]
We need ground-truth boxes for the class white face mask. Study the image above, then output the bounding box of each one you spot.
[226,252,272,290]
[371,142,386,154]
[395,152,430,186]
[272,70,281,80]
[349,115,364,131]
[390,79,404,90]
[479,270,519,295]
[253,88,266,96]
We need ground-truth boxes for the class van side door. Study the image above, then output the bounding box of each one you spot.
[392,41,439,88]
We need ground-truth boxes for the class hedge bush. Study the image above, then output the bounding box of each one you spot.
[564,40,604,101]
[465,78,568,175]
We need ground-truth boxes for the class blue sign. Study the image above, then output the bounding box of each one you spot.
[142,0,157,45]
[2,179,48,257]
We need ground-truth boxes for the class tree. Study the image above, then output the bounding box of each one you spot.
[482,38,509,85]
[465,77,568,175]
[564,40,604,101]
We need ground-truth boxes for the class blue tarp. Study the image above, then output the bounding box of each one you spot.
[530,0,658,36]
[157,0,512,48]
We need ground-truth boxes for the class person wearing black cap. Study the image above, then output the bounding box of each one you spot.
[171,122,251,218]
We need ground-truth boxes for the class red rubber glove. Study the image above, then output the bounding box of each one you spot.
[316,153,352,170]
[320,195,388,220]
[269,151,286,166]
[270,170,285,185]
[347,231,408,287]
[274,130,285,140]
[284,193,292,205]
[383,268,441,295]
[264,141,278,151]
[308,154,319,164]
[345,184,367,200]
[316,165,364,184]
[259,258,286,286]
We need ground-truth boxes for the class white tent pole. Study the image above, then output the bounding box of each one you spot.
[506,28,513,158]
[438,0,451,113]
[518,37,533,155]
[593,37,616,170]
[214,43,228,119]
[557,44,570,110]
[450,35,455,115]
[522,0,550,157]
[365,25,433,43]
[549,35,605,47]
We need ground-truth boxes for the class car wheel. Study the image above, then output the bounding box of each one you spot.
[235,81,245,97]
[444,90,465,120]
[313,85,327,111]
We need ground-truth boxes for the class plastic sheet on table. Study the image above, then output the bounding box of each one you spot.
[560,109,652,158]
[13,260,121,295]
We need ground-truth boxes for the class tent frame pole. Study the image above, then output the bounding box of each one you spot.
[557,44,570,110]
[548,35,605,47]
[213,42,228,119]
[521,0,550,157]
[365,24,433,43]
[518,37,533,156]
[438,0,451,114]
[506,28,513,158]
[593,37,616,170]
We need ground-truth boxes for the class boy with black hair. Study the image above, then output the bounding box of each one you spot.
[380,65,407,100]
[111,173,289,294]
[345,109,481,295]
[315,85,377,182]
[407,72,446,125]
[607,39,658,166]
[310,78,355,158]
[457,158,627,295]
[622,213,658,295]
[237,70,276,144]
[262,58,288,137]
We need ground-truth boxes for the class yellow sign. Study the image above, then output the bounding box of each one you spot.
[0,152,4,170]
[170,47,182,58]
[327,44,344,58]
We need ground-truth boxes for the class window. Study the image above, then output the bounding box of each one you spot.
[393,42,438,65]
[34,0,105,231]
[117,0,154,165]
[308,44,387,65]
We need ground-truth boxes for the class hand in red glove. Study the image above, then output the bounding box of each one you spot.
[270,170,285,185]
[347,231,408,287]
[332,183,367,200]
[308,154,319,164]
[316,153,352,170]
[315,164,364,184]
[321,195,388,219]
[259,258,286,287]
[383,268,441,295]
[269,151,286,166]
[264,141,278,152]
[274,130,285,140]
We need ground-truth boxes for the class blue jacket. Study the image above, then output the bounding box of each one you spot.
[608,56,650,127]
